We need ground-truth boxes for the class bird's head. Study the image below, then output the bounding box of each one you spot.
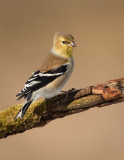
[51,32,76,59]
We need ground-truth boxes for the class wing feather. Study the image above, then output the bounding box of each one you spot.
[16,63,69,100]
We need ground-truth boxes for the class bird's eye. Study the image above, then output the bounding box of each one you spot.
[62,41,67,44]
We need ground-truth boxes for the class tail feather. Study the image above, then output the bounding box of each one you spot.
[15,101,33,120]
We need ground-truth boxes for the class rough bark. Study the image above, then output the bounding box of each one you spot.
[0,78,124,139]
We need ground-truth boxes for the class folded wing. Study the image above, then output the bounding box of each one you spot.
[16,63,69,100]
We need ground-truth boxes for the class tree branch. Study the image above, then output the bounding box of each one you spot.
[0,78,124,139]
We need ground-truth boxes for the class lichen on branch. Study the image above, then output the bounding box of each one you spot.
[0,78,124,139]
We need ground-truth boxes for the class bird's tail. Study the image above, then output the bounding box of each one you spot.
[15,100,33,120]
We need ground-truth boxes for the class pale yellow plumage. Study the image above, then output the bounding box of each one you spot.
[51,32,76,59]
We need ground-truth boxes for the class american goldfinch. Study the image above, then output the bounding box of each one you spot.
[15,32,76,119]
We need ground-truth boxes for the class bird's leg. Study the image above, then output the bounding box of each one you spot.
[68,88,77,92]
[61,88,77,99]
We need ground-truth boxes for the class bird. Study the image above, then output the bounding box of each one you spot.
[15,32,76,119]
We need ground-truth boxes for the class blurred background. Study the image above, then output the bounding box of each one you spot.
[0,0,124,160]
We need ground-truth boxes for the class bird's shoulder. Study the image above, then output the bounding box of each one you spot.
[38,52,69,72]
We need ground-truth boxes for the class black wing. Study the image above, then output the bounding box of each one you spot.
[16,63,69,100]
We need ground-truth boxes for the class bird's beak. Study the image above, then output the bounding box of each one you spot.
[70,41,76,47]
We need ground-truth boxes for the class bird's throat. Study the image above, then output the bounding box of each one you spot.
[51,47,73,59]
